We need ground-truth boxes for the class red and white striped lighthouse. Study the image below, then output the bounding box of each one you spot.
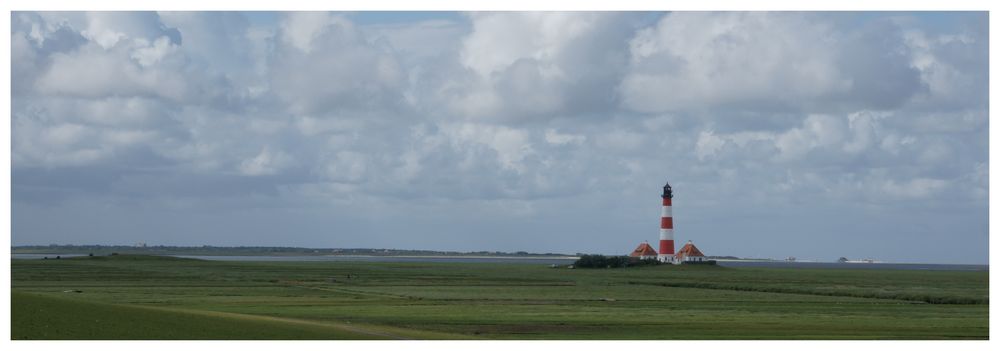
[658,182,675,262]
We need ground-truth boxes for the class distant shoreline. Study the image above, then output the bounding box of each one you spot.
[11,253,989,268]
[9,245,576,259]
[9,247,987,266]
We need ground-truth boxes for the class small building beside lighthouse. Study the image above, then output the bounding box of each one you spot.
[674,240,708,263]
[629,242,659,260]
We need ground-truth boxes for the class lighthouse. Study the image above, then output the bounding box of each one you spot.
[658,182,675,262]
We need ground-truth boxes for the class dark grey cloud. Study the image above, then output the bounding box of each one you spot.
[832,18,925,110]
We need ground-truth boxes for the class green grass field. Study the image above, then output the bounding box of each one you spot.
[10,255,988,339]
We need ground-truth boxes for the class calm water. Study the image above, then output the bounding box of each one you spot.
[11,253,987,271]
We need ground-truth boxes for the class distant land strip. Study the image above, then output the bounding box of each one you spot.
[11,244,576,257]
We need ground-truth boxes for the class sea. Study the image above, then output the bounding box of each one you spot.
[10,253,988,271]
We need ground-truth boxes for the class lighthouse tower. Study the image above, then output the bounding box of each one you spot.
[658,182,675,263]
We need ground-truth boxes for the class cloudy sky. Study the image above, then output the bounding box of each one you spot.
[10,11,988,263]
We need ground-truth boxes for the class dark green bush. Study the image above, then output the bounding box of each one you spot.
[574,255,662,268]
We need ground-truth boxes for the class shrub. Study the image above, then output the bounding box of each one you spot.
[574,254,661,268]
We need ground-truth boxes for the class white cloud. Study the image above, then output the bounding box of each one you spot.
[622,12,848,113]
[323,151,368,182]
[294,115,364,136]
[460,12,581,77]
[879,133,916,155]
[620,12,931,116]
[11,31,40,95]
[879,178,950,199]
[270,13,404,115]
[366,19,467,63]
[443,123,535,173]
[544,129,585,145]
[34,42,191,102]
[695,130,725,160]
[240,147,294,176]
[595,129,643,152]
[13,119,106,167]
[446,12,636,121]
[43,123,94,147]
[131,36,178,67]
[774,115,846,160]
[102,129,157,147]
[73,97,174,127]
[77,12,179,49]
[902,19,988,110]
[280,12,338,53]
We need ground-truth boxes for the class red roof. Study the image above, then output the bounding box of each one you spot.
[630,242,658,257]
[676,241,705,257]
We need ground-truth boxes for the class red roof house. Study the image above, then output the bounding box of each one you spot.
[629,242,658,259]
[674,240,707,262]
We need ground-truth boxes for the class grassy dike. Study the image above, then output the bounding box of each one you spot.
[11,255,988,339]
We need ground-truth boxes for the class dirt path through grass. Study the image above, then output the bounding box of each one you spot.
[165,307,413,340]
